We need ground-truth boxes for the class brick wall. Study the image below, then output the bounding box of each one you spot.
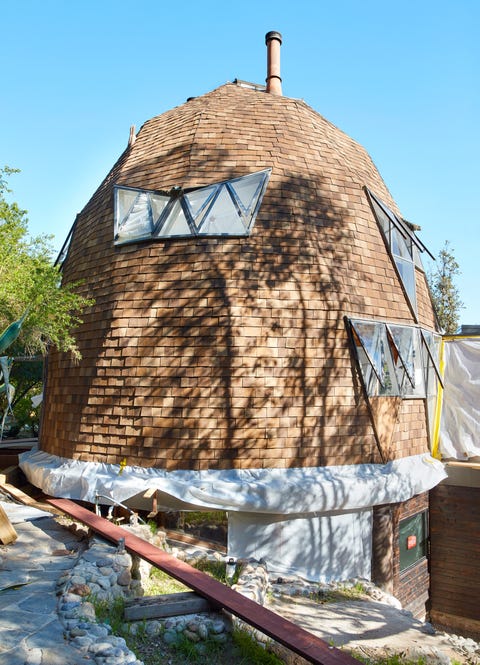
[40,83,437,471]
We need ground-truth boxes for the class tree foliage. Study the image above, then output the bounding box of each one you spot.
[427,241,464,334]
[0,166,93,358]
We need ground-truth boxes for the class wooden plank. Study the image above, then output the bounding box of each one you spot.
[431,559,480,573]
[0,482,61,515]
[164,528,227,554]
[0,466,21,486]
[0,438,37,448]
[431,563,480,577]
[445,462,480,470]
[48,497,361,665]
[124,591,211,620]
[0,503,17,545]
[430,593,479,613]
[430,483,480,629]
[430,610,480,640]
[431,589,480,611]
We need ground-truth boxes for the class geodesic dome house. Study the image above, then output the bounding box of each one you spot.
[21,32,446,616]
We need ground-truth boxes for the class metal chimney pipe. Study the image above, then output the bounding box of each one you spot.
[265,31,282,95]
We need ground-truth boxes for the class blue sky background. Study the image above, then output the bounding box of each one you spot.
[2,0,479,324]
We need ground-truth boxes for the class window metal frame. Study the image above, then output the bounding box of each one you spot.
[365,188,435,319]
[114,169,272,245]
[347,317,441,400]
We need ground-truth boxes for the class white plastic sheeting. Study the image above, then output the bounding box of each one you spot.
[439,337,480,460]
[19,449,446,514]
[229,510,372,582]
[0,501,51,524]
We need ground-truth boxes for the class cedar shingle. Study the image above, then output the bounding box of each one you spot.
[41,82,437,470]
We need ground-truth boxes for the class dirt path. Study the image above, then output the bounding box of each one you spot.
[265,594,478,663]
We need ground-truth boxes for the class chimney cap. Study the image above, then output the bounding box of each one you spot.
[265,31,282,45]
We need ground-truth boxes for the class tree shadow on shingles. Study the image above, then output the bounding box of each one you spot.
[114,169,377,475]
[46,139,378,493]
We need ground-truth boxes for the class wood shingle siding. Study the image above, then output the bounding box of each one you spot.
[40,83,436,470]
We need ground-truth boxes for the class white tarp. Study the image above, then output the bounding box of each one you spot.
[439,337,480,460]
[229,509,372,582]
[19,449,446,514]
[0,501,51,523]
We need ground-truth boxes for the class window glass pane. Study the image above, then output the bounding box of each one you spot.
[353,322,398,396]
[388,325,415,393]
[409,328,425,397]
[399,512,428,571]
[157,200,192,237]
[117,187,138,221]
[394,257,416,312]
[197,185,246,235]
[391,228,412,260]
[349,318,440,404]
[421,332,442,441]
[393,326,424,397]
[116,191,153,243]
[230,170,267,214]
[150,193,170,226]
[422,331,435,396]
[370,199,391,238]
[368,190,417,314]
[184,185,217,222]
[413,245,424,270]
[354,340,378,396]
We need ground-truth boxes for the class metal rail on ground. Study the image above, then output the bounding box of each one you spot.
[47,497,361,665]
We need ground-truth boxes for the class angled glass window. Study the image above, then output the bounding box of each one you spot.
[421,330,443,393]
[421,330,443,443]
[349,318,441,401]
[366,189,423,315]
[350,321,399,396]
[157,199,192,237]
[115,188,170,243]
[387,324,425,397]
[114,169,271,245]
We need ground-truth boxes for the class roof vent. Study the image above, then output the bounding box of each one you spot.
[265,31,282,95]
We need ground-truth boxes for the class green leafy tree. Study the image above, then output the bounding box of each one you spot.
[0,166,93,436]
[427,241,464,334]
[0,166,92,357]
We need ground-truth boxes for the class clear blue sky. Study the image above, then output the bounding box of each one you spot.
[2,0,479,324]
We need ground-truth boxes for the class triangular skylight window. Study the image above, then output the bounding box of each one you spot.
[114,169,271,245]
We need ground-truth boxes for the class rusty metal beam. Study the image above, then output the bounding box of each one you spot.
[48,497,360,665]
